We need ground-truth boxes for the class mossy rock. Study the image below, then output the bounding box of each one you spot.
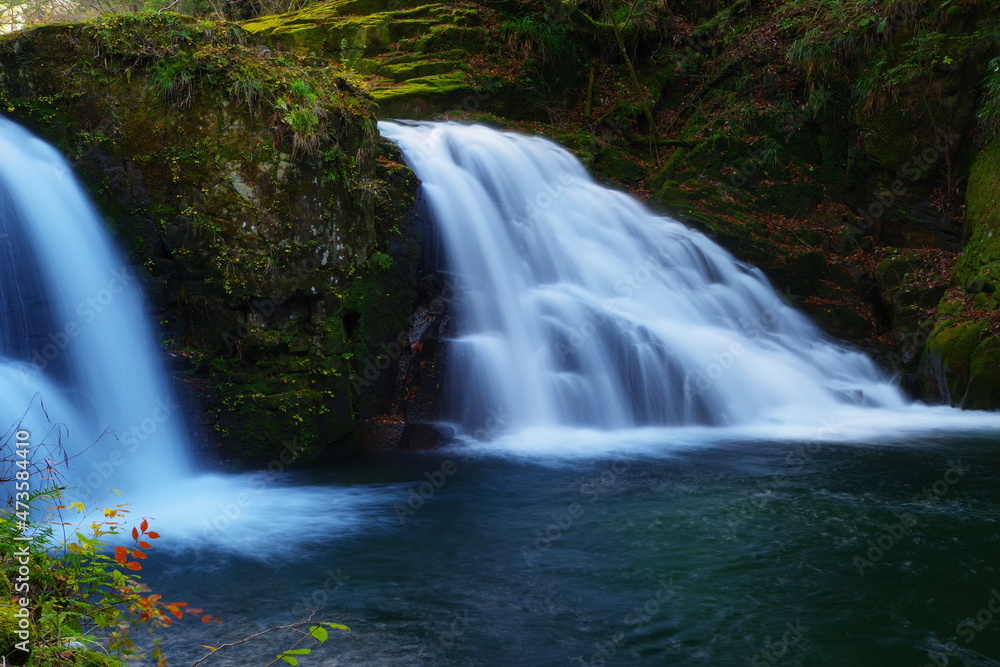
[754,180,824,218]
[874,250,947,332]
[242,1,494,119]
[857,102,925,172]
[919,135,1000,406]
[373,71,473,118]
[0,605,29,666]
[923,318,1000,409]
[0,13,424,464]
[953,137,1000,308]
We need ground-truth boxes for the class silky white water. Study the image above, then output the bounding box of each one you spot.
[0,117,397,554]
[0,116,191,496]
[378,121,1000,446]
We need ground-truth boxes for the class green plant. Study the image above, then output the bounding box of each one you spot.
[787,28,839,79]
[369,251,393,271]
[0,420,206,667]
[190,618,350,667]
[274,622,350,666]
[1,493,203,666]
[149,56,196,107]
[979,55,1000,138]
[277,79,325,157]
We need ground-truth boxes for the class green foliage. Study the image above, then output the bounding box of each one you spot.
[775,0,994,101]
[500,13,574,66]
[369,250,393,270]
[978,55,1000,138]
[273,622,349,666]
[149,55,196,107]
[786,28,839,79]
[83,13,373,156]
[277,79,325,156]
[1,485,199,666]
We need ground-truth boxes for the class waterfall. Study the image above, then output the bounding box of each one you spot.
[379,121,914,436]
[0,116,191,499]
[0,118,394,555]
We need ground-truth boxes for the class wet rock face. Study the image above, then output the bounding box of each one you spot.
[357,268,457,451]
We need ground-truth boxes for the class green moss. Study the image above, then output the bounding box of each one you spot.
[916,132,1000,409]
[72,652,126,667]
[372,70,472,115]
[954,137,1000,307]
[0,604,27,666]
[241,0,496,120]
[925,319,1000,408]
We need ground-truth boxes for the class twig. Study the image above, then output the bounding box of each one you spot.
[189,617,319,667]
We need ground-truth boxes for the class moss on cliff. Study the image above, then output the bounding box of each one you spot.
[920,136,1000,408]
[241,0,518,119]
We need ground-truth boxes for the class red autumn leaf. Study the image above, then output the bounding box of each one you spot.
[146,531,161,539]
[131,527,139,540]
[132,550,147,559]
[201,616,211,623]
[138,541,152,549]
[171,608,183,619]
[114,546,129,564]
[173,602,189,607]
[140,519,149,532]
[125,561,142,571]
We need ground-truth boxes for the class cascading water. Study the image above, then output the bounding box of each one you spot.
[379,121,911,434]
[0,116,190,497]
[0,117,394,555]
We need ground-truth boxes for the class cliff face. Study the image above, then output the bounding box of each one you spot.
[0,13,423,464]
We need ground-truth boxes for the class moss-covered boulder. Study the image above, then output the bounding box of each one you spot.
[920,136,1000,408]
[0,13,421,464]
[923,318,1000,408]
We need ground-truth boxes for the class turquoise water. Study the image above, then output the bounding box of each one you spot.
[147,433,1000,666]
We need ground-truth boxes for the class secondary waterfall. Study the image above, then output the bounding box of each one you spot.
[0,116,191,498]
[379,121,911,435]
[0,118,393,554]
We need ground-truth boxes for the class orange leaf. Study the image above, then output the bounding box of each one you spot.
[146,531,161,539]
[131,527,139,540]
[114,546,129,564]
[140,519,149,532]
[201,616,211,623]
[125,561,142,571]
[132,550,148,559]
[172,602,189,607]
[138,541,152,549]
[171,608,182,620]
